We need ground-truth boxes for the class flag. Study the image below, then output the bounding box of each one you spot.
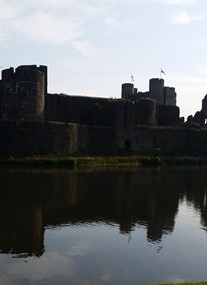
[131,74,134,82]
[161,69,166,75]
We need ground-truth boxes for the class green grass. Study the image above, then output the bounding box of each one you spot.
[139,156,162,166]
[0,156,76,168]
[86,280,206,285]
[74,156,139,166]
[1,155,207,168]
[0,155,140,168]
[147,282,207,285]
[164,156,207,166]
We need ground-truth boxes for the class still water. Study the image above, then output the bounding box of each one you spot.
[0,166,207,285]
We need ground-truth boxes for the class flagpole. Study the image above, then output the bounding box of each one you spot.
[160,69,166,79]
[131,74,134,84]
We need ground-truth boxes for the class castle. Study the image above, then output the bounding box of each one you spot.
[0,64,207,157]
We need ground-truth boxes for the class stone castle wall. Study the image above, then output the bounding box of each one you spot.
[116,126,207,156]
[45,94,108,124]
[0,121,116,157]
[0,120,206,157]
[45,94,136,130]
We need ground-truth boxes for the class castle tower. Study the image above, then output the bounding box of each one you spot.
[149,78,164,105]
[164,87,176,106]
[121,83,134,100]
[135,98,158,126]
[0,65,47,122]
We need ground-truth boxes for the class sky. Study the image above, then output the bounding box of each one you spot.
[0,0,207,119]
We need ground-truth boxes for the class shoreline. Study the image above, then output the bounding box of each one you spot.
[147,283,207,285]
[0,155,207,168]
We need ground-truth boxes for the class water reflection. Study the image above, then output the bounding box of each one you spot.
[0,167,207,257]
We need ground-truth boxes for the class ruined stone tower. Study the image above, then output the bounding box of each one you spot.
[0,65,47,122]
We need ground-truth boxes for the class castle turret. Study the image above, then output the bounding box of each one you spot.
[149,78,164,105]
[0,65,47,122]
[135,98,158,126]
[121,83,134,100]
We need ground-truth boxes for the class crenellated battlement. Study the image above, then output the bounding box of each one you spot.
[0,65,47,122]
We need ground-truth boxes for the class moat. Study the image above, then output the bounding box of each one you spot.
[0,166,207,285]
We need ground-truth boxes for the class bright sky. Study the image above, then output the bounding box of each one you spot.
[0,0,207,119]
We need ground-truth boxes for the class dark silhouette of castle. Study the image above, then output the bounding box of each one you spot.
[122,79,176,106]
[0,65,180,126]
[0,64,207,157]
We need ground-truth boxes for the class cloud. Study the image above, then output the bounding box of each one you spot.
[105,16,120,32]
[0,0,138,51]
[105,15,135,35]
[25,0,75,9]
[170,11,205,24]
[0,0,104,54]
[69,243,90,257]
[159,0,198,5]
[0,0,23,43]
[7,252,76,281]
[0,28,8,42]
[0,0,23,20]
[71,40,97,55]
[12,12,82,45]
[171,11,191,23]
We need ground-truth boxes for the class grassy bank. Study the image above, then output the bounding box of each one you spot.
[140,156,207,166]
[0,156,76,168]
[1,155,207,168]
[148,281,207,285]
[0,155,139,168]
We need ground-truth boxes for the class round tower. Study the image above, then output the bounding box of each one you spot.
[121,83,134,100]
[149,78,164,104]
[1,66,45,122]
[135,98,158,126]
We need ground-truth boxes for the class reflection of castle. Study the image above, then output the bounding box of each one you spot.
[1,168,207,256]
[1,65,207,156]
